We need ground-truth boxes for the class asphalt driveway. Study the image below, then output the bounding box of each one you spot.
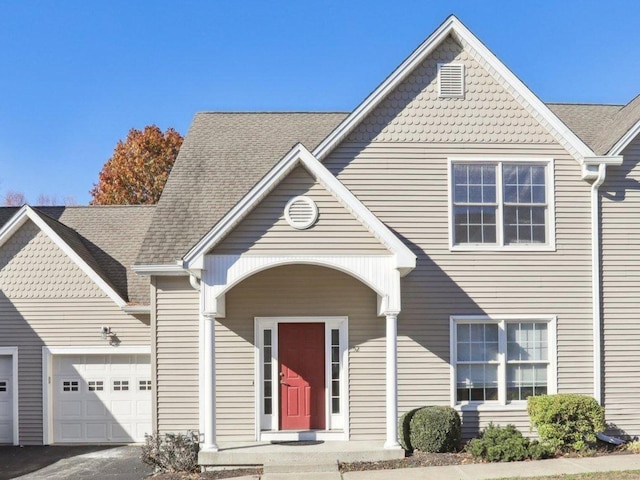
[0,445,153,480]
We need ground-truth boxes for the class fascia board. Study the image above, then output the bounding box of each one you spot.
[609,119,640,156]
[0,206,127,308]
[132,264,189,276]
[313,15,594,163]
[0,206,29,250]
[183,144,306,267]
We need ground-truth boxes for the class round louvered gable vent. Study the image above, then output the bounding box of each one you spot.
[284,196,318,230]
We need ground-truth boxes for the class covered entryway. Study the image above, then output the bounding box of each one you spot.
[0,354,14,444]
[51,353,151,443]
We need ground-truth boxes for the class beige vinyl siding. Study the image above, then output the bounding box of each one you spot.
[324,140,593,434]
[217,264,382,441]
[154,276,200,434]
[215,165,388,255]
[460,410,534,440]
[0,221,149,445]
[601,134,640,437]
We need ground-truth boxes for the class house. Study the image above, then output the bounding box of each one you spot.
[1,15,640,458]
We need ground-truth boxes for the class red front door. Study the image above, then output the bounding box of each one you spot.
[278,323,325,430]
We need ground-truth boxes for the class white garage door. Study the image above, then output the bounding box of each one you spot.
[0,355,13,444]
[53,354,151,443]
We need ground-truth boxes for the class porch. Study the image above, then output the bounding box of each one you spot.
[198,440,404,467]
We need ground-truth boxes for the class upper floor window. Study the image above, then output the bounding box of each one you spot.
[449,159,555,251]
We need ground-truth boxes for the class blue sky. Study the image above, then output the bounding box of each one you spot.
[1,0,638,205]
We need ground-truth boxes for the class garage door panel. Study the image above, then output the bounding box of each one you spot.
[86,423,108,440]
[0,355,14,444]
[86,400,107,416]
[60,400,82,417]
[53,354,151,443]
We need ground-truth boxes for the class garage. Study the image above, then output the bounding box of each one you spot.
[52,353,151,443]
[0,354,14,444]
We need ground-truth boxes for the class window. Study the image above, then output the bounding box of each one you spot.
[139,380,152,391]
[451,316,556,407]
[88,380,104,392]
[62,380,79,392]
[0,381,6,392]
[113,380,129,391]
[450,160,554,250]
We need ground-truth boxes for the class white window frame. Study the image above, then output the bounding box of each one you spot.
[448,157,556,252]
[450,315,557,411]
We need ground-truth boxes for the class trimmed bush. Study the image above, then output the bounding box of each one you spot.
[141,431,200,472]
[409,406,461,453]
[466,423,553,462]
[528,394,605,452]
[398,407,421,452]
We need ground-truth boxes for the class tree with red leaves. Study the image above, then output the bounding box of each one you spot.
[90,125,183,205]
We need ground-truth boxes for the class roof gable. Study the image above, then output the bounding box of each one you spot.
[0,206,126,307]
[214,164,390,255]
[346,34,556,145]
[312,15,596,163]
[183,144,416,273]
[135,112,347,266]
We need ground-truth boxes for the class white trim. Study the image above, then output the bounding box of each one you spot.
[204,254,401,317]
[609,119,640,156]
[183,143,416,274]
[0,206,127,307]
[132,264,189,276]
[449,315,557,409]
[312,15,595,163]
[41,346,151,445]
[254,317,349,442]
[121,305,151,314]
[0,347,19,445]
[447,157,556,252]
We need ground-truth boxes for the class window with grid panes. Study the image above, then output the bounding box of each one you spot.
[451,162,550,247]
[452,318,553,405]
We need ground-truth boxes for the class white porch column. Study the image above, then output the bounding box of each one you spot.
[384,312,400,449]
[203,316,218,451]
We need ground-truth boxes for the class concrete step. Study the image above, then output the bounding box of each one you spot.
[199,440,404,467]
[263,462,339,473]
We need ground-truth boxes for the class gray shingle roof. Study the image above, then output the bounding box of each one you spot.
[591,95,640,154]
[547,103,623,151]
[0,205,155,304]
[135,112,348,265]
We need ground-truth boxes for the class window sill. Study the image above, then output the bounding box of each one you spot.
[454,403,529,412]
[450,244,556,253]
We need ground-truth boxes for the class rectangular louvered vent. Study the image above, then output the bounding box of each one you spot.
[438,63,465,98]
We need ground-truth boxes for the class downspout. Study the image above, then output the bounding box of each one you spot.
[588,163,606,404]
[189,273,201,291]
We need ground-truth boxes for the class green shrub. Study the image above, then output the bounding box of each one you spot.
[141,431,200,472]
[398,407,421,452]
[528,394,605,452]
[409,406,461,453]
[466,423,553,462]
